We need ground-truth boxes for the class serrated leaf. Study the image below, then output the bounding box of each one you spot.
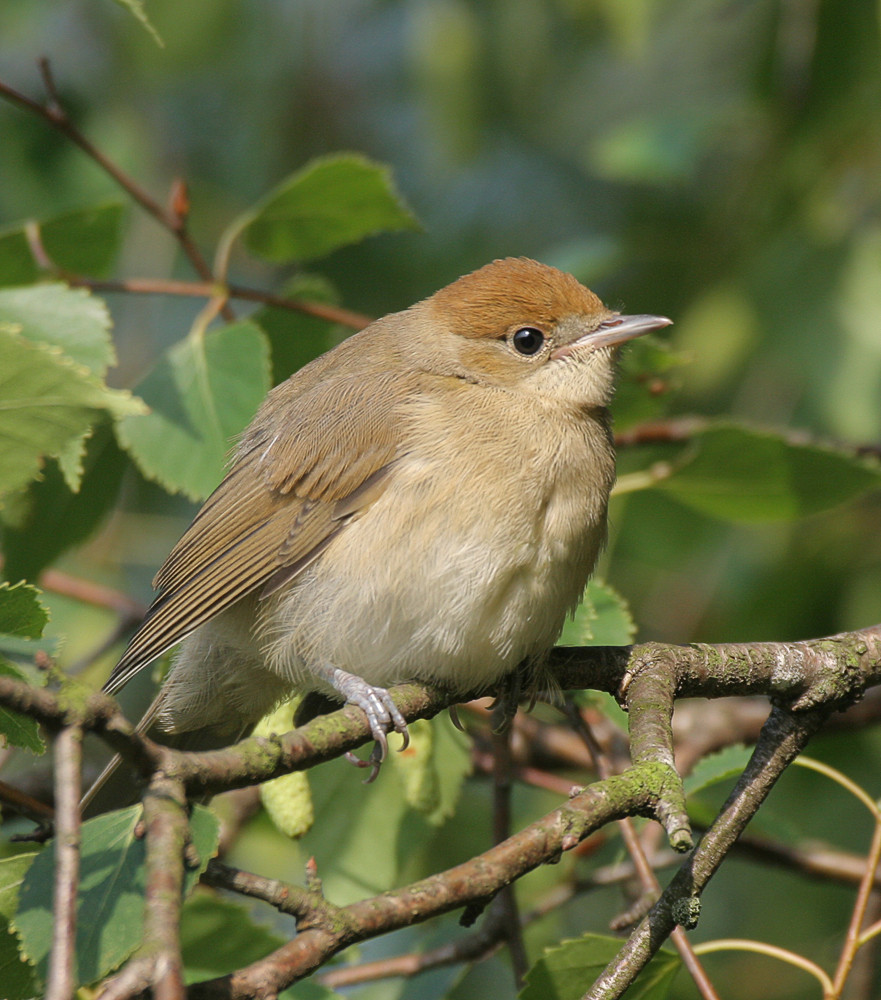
[0,853,41,1000]
[14,804,218,987]
[242,154,420,264]
[684,744,753,797]
[0,586,55,718]
[180,894,284,982]
[656,423,881,522]
[0,662,45,753]
[520,934,680,1000]
[583,579,636,645]
[116,321,270,501]
[0,283,115,376]
[0,582,49,639]
[559,580,635,647]
[2,423,127,581]
[0,327,145,499]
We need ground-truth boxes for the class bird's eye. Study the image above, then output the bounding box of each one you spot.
[511,327,545,356]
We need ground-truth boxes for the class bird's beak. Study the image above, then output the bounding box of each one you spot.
[552,313,672,359]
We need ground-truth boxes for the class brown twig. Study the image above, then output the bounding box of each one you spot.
[0,778,55,824]
[45,725,82,1000]
[831,814,881,994]
[187,770,659,998]
[490,727,529,984]
[564,703,720,1000]
[38,568,147,621]
[584,705,829,999]
[72,276,372,330]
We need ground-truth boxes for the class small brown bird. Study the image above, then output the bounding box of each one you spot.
[85,257,670,809]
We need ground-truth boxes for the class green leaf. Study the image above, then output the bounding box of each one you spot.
[0,583,50,751]
[0,582,49,639]
[180,893,284,982]
[520,934,681,1000]
[14,804,218,988]
[252,273,346,384]
[40,203,126,278]
[0,853,41,1000]
[0,230,38,289]
[684,744,753,797]
[0,319,144,499]
[116,321,271,501]
[0,662,45,753]
[559,580,635,647]
[2,422,128,582]
[242,154,420,264]
[0,205,125,287]
[656,423,881,522]
[0,283,115,377]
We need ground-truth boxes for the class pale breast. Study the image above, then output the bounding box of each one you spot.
[258,386,615,696]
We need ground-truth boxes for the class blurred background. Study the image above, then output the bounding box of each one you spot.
[2,2,881,997]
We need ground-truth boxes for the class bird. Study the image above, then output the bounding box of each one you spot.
[83,257,670,812]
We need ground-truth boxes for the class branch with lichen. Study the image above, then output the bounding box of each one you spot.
[2,625,880,997]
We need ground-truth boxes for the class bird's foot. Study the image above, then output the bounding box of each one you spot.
[323,667,409,782]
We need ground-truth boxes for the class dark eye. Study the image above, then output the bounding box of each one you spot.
[511,327,545,356]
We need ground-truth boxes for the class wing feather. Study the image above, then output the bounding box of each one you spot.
[104,360,417,696]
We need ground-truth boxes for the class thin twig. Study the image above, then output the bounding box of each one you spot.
[72,276,372,330]
[45,725,82,1000]
[583,706,829,999]
[491,727,529,984]
[0,60,234,321]
[564,704,720,1000]
[832,818,881,994]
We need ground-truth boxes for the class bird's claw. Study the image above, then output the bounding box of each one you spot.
[328,668,408,780]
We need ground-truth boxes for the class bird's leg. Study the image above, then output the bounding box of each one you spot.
[314,665,410,778]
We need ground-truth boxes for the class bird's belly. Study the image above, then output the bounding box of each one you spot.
[258,466,606,694]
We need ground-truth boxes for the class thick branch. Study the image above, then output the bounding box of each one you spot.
[189,768,660,998]
[584,705,829,998]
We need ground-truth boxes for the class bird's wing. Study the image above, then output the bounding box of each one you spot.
[104,369,414,695]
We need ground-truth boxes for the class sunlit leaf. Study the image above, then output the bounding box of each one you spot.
[116,321,271,501]
[242,154,420,264]
[559,579,635,646]
[0,854,40,1000]
[0,582,48,639]
[0,283,115,376]
[14,804,217,987]
[0,328,144,499]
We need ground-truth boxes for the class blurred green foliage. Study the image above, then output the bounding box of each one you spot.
[1,1,881,997]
